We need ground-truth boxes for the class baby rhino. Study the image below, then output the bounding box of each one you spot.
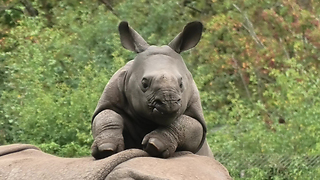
[91,21,213,159]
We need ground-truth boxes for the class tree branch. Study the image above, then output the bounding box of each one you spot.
[20,0,38,17]
[279,37,290,60]
[99,0,120,19]
[232,55,252,100]
[185,5,202,13]
[0,5,24,14]
[233,4,265,49]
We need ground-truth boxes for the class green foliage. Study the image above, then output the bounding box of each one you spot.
[216,153,320,179]
[1,0,320,178]
[0,2,125,156]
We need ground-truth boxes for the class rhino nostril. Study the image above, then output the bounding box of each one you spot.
[154,99,164,105]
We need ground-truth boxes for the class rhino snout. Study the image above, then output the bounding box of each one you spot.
[153,97,181,115]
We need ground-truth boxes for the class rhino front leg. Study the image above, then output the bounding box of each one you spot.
[142,115,203,158]
[91,109,125,159]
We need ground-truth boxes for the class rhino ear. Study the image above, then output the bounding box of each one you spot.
[168,21,203,53]
[118,21,150,53]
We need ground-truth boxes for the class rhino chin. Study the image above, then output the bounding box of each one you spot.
[151,107,179,126]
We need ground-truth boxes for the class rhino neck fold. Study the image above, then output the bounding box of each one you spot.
[126,104,158,131]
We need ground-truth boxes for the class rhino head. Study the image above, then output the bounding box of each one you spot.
[119,21,203,126]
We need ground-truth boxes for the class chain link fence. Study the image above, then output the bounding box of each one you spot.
[214,152,320,179]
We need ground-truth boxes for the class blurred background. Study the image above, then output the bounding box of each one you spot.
[1,0,320,179]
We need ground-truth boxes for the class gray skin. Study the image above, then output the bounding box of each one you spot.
[91,21,213,159]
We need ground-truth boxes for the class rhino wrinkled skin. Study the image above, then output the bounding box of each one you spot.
[0,144,232,180]
[91,21,213,159]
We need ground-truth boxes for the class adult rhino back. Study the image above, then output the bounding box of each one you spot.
[91,21,213,159]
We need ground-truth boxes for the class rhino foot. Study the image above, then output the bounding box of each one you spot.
[91,137,124,159]
[142,130,178,158]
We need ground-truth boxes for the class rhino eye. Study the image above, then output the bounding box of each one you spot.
[179,77,183,89]
[141,78,149,90]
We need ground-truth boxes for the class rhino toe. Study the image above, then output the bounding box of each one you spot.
[92,143,119,159]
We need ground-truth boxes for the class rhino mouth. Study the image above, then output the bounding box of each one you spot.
[147,90,182,116]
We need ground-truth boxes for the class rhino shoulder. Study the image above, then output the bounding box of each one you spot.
[92,61,134,120]
[183,79,207,150]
